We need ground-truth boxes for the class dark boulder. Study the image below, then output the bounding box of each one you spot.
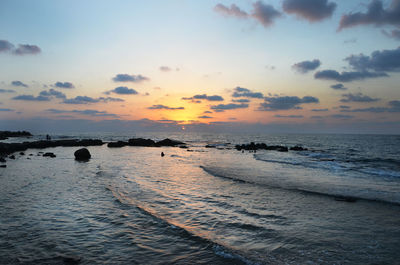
[9,155,15,159]
[156,138,185,146]
[128,138,155,146]
[0,165,6,168]
[43,152,56,158]
[0,157,6,163]
[74,148,91,161]
[107,141,128,148]
[205,144,216,148]
[20,152,25,155]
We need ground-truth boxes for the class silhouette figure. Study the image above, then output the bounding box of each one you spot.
[161,152,165,157]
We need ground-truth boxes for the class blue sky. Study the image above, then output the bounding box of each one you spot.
[0,0,399,133]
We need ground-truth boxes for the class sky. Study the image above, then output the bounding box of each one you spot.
[0,0,400,134]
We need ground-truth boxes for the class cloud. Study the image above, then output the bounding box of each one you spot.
[252,1,282,27]
[214,1,281,28]
[283,0,336,22]
[214,3,249,18]
[112,74,149,83]
[12,95,50,101]
[340,100,400,112]
[232,99,251,103]
[0,108,13,112]
[339,105,351,109]
[338,0,400,31]
[311,115,323,119]
[63,96,124,104]
[314,69,388,82]
[232,86,264,98]
[11,80,28,88]
[0,40,14,52]
[39,89,66,99]
[147,104,184,110]
[159,66,172,72]
[182,94,224,102]
[98,97,124,102]
[382,29,400,39]
[198,115,213,119]
[330,83,347,90]
[259,95,319,111]
[46,109,119,117]
[340,93,380,103]
[274,114,304,118]
[311,108,329,111]
[54,81,75,89]
[108,86,138,95]
[0,40,41,55]
[0,89,16,93]
[203,110,213,114]
[13,44,41,55]
[345,47,400,72]
[210,103,249,111]
[292,59,321,73]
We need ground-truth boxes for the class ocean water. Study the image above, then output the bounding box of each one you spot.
[1,133,400,264]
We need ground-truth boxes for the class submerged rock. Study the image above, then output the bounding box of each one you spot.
[0,165,6,168]
[290,146,308,151]
[9,155,15,159]
[334,196,357,203]
[74,148,91,161]
[0,157,5,163]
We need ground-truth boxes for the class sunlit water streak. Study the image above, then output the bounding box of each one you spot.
[1,133,400,264]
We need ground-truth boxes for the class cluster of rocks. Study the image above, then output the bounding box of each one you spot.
[235,142,308,152]
[107,138,185,148]
[0,130,32,140]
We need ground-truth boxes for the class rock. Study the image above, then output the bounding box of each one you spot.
[0,165,6,168]
[107,141,128,148]
[20,152,25,155]
[9,155,15,159]
[0,157,5,163]
[74,148,91,161]
[161,152,165,157]
[128,138,155,146]
[179,145,188,149]
[43,152,56,158]
[156,138,185,146]
[290,146,308,151]
[205,144,216,148]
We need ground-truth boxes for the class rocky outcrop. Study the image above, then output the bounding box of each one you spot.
[107,141,128,148]
[235,142,289,152]
[128,138,156,146]
[0,131,32,140]
[106,138,185,148]
[74,148,91,161]
[155,138,185,146]
[0,139,103,157]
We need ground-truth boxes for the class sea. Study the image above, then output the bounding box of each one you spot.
[0,132,399,265]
